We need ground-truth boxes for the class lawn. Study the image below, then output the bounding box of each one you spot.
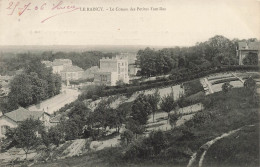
[183,79,204,96]
[202,124,259,167]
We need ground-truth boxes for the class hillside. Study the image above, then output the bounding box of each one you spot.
[32,84,259,167]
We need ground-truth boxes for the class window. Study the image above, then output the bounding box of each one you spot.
[1,125,10,135]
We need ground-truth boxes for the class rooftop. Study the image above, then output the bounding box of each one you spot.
[3,107,47,122]
[50,114,62,123]
[238,41,260,50]
[61,65,84,72]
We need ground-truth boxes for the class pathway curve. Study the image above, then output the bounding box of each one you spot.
[187,124,255,167]
[231,73,245,84]
[204,78,214,94]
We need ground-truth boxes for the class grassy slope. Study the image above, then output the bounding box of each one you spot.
[120,87,259,166]
[33,87,259,167]
[203,124,259,167]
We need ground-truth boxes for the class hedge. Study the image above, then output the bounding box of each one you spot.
[78,65,259,101]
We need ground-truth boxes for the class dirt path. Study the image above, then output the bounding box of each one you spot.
[27,88,80,114]
[231,72,245,84]
[60,139,86,158]
[187,125,255,167]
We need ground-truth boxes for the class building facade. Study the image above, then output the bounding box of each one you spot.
[237,42,260,65]
[94,56,129,86]
[42,59,73,75]
[128,64,141,76]
[42,59,84,81]
[0,107,51,139]
[60,66,84,81]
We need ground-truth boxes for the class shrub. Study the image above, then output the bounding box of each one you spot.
[211,77,238,85]
[183,79,204,96]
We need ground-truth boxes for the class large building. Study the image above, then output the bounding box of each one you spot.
[83,66,99,79]
[94,56,129,86]
[42,59,73,74]
[42,59,84,81]
[60,66,84,81]
[0,107,51,139]
[237,41,260,65]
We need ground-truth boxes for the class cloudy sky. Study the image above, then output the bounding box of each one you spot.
[0,0,259,46]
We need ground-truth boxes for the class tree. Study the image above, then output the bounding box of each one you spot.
[8,74,34,107]
[131,94,152,125]
[147,89,160,122]
[93,99,110,131]
[29,72,48,104]
[7,58,62,109]
[169,112,181,128]
[137,48,157,77]
[149,130,168,155]
[160,91,177,124]
[120,130,134,146]
[126,119,145,139]
[13,119,44,159]
[48,125,65,147]
[65,101,91,140]
[222,82,233,93]
[204,35,236,64]
[243,52,258,65]
[244,77,256,92]
[108,108,127,133]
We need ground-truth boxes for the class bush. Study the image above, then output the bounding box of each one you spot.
[183,79,204,96]
[211,77,238,85]
[78,65,259,103]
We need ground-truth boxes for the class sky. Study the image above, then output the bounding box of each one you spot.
[0,0,259,46]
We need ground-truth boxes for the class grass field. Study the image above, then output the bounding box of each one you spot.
[202,124,259,167]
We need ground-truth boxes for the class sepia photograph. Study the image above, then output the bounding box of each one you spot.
[0,0,259,166]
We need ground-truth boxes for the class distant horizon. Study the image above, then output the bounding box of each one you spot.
[0,35,258,48]
[0,44,181,53]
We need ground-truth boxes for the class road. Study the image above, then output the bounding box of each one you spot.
[27,87,80,114]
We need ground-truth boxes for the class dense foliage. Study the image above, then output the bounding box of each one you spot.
[137,36,259,78]
[120,87,259,166]
[2,58,62,112]
[131,94,152,125]
[0,51,115,75]
[137,35,239,77]
[183,79,204,96]
[78,65,259,103]
[242,52,258,65]
[8,119,45,159]
[160,91,177,123]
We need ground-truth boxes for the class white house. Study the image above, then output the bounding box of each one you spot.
[42,59,84,81]
[42,59,73,75]
[94,56,129,86]
[0,107,51,139]
[237,42,260,65]
[128,64,141,76]
[60,66,84,81]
